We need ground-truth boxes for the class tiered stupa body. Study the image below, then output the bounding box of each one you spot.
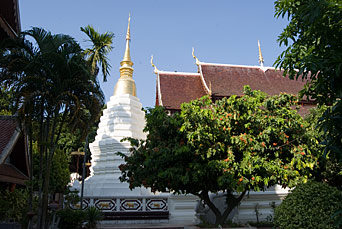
[72,17,198,225]
[82,16,149,197]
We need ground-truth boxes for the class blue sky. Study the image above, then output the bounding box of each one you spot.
[19,0,289,108]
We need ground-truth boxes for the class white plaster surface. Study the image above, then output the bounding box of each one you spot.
[70,93,199,224]
[82,94,149,197]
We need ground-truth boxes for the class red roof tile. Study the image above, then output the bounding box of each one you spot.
[0,116,18,157]
[200,64,307,97]
[156,63,314,116]
[158,72,207,110]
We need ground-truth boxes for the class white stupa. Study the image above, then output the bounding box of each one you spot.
[81,16,150,197]
[71,16,199,225]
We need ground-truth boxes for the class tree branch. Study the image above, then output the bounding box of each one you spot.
[221,190,247,222]
[200,191,222,219]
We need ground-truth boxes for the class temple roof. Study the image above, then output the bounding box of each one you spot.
[156,71,206,110]
[200,63,307,97]
[155,61,310,111]
[0,116,18,158]
[0,163,28,185]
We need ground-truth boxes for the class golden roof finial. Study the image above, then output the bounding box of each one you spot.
[151,55,159,73]
[192,47,200,65]
[113,14,136,96]
[258,40,264,67]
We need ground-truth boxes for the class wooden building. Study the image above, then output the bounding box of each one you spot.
[0,116,29,189]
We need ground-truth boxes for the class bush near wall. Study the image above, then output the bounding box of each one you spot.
[274,181,342,229]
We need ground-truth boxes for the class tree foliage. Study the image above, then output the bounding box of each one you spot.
[274,0,342,159]
[0,188,28,223]
[32,149,70,194]
[81,25,114,82]
[0,86,15,115]
[119,86,318,225]
[0,27,104,228]
[305,106,342,189]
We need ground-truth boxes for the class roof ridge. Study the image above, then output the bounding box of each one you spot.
[199,61,276,70]
[157,70,200,75]
[0,115,18,120]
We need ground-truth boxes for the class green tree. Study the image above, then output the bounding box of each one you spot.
[0,27,104,228]
[119,86,318,225]
[274,0,342,159]
[81,25,114,82]
[32,149,70,194]
[0,86,15,115]
[305,106,342,189]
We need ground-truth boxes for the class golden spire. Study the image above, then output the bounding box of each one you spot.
[258,40,264,67]
[122,13,131,62]
[114,14,137,96]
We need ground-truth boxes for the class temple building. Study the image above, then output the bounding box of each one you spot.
[0,116,29,189]
[151,43,315,224]
[0,0,28,191]
[153,44,314,116]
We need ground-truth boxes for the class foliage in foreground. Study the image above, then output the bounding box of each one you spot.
[32,149,70,194]
[83,206,103,229]
[305,106,342,189]
[119,86,318,225]
[0,188,28,223]
[274,181,342,229]
[0,26,106,228]
[57,208,85,229]
[274,0,342,159]
[57,206,102,229]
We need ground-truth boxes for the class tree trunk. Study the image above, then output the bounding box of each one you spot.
[37,105,45,229]
[27,122,34,229]
[41,108,62,229]
[200,190,247,226]
[41,114,52,228]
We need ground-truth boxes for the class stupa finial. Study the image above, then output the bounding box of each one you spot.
[126,13,131,40]
[113,14,136,96]
[122,13,132,62]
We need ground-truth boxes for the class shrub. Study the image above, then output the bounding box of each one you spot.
[57,208,85,229]
[0,188,28,223]
[274,181,342,229]
[84,206,103,229]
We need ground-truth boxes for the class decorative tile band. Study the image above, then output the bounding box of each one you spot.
[69,197,168,213]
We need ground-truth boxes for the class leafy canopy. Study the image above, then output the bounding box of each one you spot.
[81,25,114,82]
[274,0,342,158]
[0,27,105,228]
[119,86,318,225]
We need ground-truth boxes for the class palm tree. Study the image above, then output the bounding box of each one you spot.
[81,25,114,82]
[0,27,104,229]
